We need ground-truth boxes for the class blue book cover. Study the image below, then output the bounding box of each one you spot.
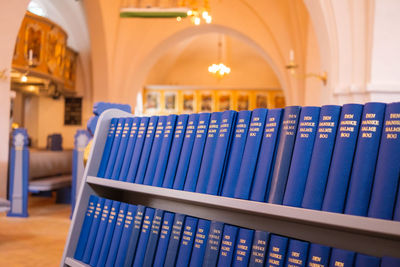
[368,102,400,219]
[189,219,211,267]
[173,114,200,190]
[126,117,151,182]
[132,116,159,184]
[265,234,288,267]
[104,118,126,178]
[202,221,224,267]
[176,217,199,267]
[283,106,320,207]
[118,117,141,181]
[82,197,105,263]
[248,230,269,267]
[322,104,363,213]
[74,195,98,260]
[89,199,114,266]
[234,109,268,199]
[232,228,254,267]
[105,202,129,267]
[114,205,144,267]
[110,118,132,179]
[183,113,211,192]
[354,254,380,267]
[132,208,156,267]
[206,110,237,195]
[306,244,330,267]
[301,105,341,210]
[162,114,189,188]
[96,201,121,266]
[98,118,117,177]
[142,209,165,267]
[195,112,222,193]
[268,106,301,204]
[395,195,400,221]
[221,110,252,197]
[250,109,283,202]
[142,116,168,185]
[164,213,187,266]
[329,249,355,267]
[217,225,239,267]
[153,212,175,266]
[381,256,400,267]
[345,102,386,216]
[285,239,309,267]
[152,114,179,186]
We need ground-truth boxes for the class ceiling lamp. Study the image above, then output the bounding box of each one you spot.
[208,35,231,79]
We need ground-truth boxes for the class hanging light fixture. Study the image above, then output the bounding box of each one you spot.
[208,35,231,79]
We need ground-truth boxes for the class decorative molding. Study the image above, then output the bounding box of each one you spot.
[0,68,8,81]
[367,83,400,93]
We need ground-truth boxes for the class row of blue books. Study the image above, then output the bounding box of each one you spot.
[74,196,399,267]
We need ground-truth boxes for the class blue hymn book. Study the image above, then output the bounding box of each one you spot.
[250,108,283,202]
[110,118,132,180]
[329,249,355,267]
[220,110,252,197]
[195,112,222,193]
[142,116,168,185]
[74,195,98,261]
[125,117,150,182]
[354,254,381,267]
[381,256,400,267]
[232,228,254,267]
[282,106,320,207]
[97,118,117,177]
[284,239,309,267]
[164,213,187,266]
[301,105,341,210]
[265,235,288,267]
[368,102,400,220]
[306,244,330,267]
[152,114,179,186]
[202,221,224,267]
[189,219,211,267]
[322,103,363,213]
[162,114,189,188]
[268,106,301,204]
[142,209,165,267]
[345,102,386,216]
[217,225,239,267]
[233,108,268,200]
[248,230,270,267]
[175,217,199,267]
[118,117,141,181]
[183,113,211,192]
[104,118,125,178]
[153,212,175,266]
[206,110,237,195]
[172,114,200,190]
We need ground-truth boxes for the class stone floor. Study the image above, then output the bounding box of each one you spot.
[0,194,71,266]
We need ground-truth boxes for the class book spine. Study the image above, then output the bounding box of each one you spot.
[153,212,175,266]
[306,244,330,267]
[142,209,165,267]
[234,109,268,199]
[195,112,222,193]
[152,114,179,187]
[142,116,168,185]
[164,213,187,266]
[132,208,156,267]
[301,105,341,210]
[345,102,386,216]
[183,113,211,192]
[329,249,355,267]
[322,104,363,213]
[250,109,283,202]
[265,235,288,267]
[206,110,237,195]
[104,118,126,178]
[221,110,252,197]
[232,228,254,267]
[285,239,309,267]
[368,102,400,219]
[162,114,189,188]
[118,117,141,181]
[74,195,98,260]
[267,106,302,204]
[176,217,199,267]
[126,117,150,182]
[381,256,400,267]
[354,254,381,267]
[110,118,133,179]
[189,219,211,267]
[217,225,239,267]
[248,230,270,267]
[172,114,200,190]
[395,193,400,221]
[283,106,320,207]
[97,118,117,177]
[202,221,224,267]
[133,116,159,184]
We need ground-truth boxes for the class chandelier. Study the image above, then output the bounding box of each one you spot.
[208,35,231,79]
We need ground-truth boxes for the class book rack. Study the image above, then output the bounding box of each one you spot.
[61,109,400,266]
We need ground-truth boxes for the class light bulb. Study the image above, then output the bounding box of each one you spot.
[187,10,193,16]
[205,15,212,24]
[194,17,201,25]
[176,16,182,22]
[202,11,208,19]
[21,75,28,82]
